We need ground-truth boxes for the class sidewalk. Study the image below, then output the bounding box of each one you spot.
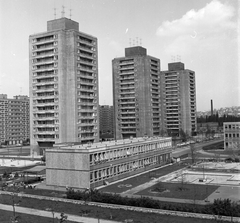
[0,203,121,223]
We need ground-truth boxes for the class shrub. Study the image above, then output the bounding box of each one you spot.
[66,189,240,217]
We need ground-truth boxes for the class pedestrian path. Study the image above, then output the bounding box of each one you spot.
[0,203,121,223]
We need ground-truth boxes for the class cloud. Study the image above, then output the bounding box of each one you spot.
[157,0,236,37]
[156,0,237,56]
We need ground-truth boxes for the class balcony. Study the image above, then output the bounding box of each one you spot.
[34,58,54,65]
[120,95,135,99]
[79,66,94,73]
[79,122,95,127]
[80,81,94,86]
[36,81,55,86]
[79,74,94,80]
[79,109,94,113]
[121,111,136,115]
[119,70,134,75]
[36,36,54,44]
[79,94,94,99]
[36,130,55,134]
[121,126,136,129]
[79,38,93,46]
[121,115,136,119]
[34,44,54,52]
[35,50,54,58]
[34,88,54,93]
[35,66,54,72]
[35,72,55,79]
[121,129,136,133]
[79,52,93,60]
[37,138,55,142]
[79,44,94,52]
[120,61,134,66]
[120,80,135,84]
[79,59,95,67]
[33,116,55,120]
[81,136,95,141]
[35,124,55,128]
[120,85,135,90]
[120,76,135,81]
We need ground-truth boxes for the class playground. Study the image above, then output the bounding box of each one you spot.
[162,161,240,186]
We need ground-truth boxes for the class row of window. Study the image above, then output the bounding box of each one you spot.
[225,133,240,138]
[225,124,240,129]
[90,153,170,183]
[89,140,171,165]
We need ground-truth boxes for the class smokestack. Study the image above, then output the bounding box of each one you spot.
[211,99,213,116]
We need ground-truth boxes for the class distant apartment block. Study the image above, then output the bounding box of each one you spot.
[29,17,99,152]
[46,136,172,189]
[160,62,197,136]
[112,46,161,139]
[0,94,30,145]
[99,105,114,139]
[224,122,240,150]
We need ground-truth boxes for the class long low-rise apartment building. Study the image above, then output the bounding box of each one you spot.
[46,136,172,189]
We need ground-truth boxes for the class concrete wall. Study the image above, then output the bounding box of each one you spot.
[46,149,90,189]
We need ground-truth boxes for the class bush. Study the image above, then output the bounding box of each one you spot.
[66,189,240,217]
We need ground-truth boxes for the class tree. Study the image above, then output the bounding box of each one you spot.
[41,155,46,163]
[179,129,188,142]
[205,125,211,138]
[9,190,22,223]
[211,130,215,138]
[59,213,68,223]
[190,142,198,164]
[160,128,166,137]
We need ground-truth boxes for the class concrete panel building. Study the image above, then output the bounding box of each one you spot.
[224,122,240,150]
[99,105,114,140]
[160,62,197,136]
[0,94,29,145]
[29,17,99,153]
[46,136,172,189]
[112,46,161,139]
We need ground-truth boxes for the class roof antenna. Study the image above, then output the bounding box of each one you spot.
[54,7,57,19]
[69,0,72,19]
[136,37,139,46]
[61,5,65,18]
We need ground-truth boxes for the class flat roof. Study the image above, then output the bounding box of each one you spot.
[49,137,172,153]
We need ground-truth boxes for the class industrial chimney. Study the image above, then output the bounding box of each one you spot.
[211,99,213,116]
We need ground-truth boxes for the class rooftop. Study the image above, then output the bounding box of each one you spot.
[52,136,172,152]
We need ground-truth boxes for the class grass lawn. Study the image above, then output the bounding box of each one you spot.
[136,182,219,200]
[0,194,227,223]
[202,141,224,151]
[100,163,185,193]
[206,150,240,156]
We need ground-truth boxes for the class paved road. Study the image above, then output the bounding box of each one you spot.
[0,203,121,223]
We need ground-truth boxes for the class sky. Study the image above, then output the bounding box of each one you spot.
[0,0,239,111]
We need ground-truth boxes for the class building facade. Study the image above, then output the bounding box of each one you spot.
[29,18,99,152]
[224,122,240,150]
[112,46,161,140]
[99,105,114,140]
[0,94,30,145]
[160,62,197,136]
[46,136,172,189]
